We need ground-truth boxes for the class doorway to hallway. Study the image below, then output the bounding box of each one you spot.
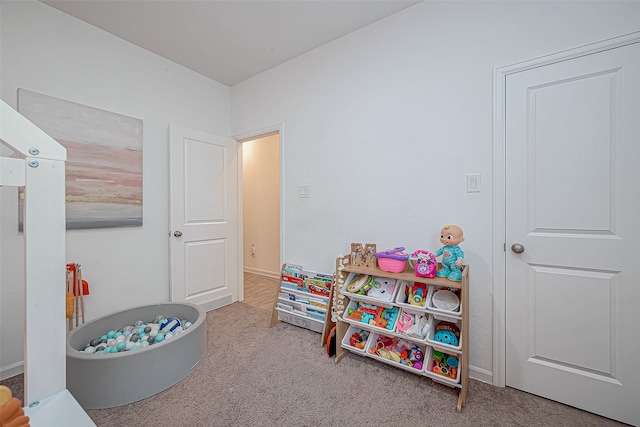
[240,131,281,306]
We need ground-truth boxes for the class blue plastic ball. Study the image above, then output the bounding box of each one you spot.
[434,330,458,346]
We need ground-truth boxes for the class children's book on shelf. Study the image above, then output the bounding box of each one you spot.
[281,264,332,297]
[282,263,303,277]
[281,275,305,292]
[307,274,332,298]
[308,297,328,310]
[279,290,310,305]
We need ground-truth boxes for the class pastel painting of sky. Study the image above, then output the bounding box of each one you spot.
[18,89,143,229]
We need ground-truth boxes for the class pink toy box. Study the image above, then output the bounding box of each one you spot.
[375,247,408,273]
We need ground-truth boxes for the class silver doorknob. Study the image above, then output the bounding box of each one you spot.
[174,231,182,237]
[511,243,525,253]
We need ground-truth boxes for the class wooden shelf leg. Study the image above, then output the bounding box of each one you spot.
[334,320,349,364]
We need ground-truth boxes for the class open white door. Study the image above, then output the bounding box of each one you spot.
[169,125,239,311]
[505,41,640,425]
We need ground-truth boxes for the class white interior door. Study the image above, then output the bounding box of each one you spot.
[505,41,640,426]
[169,125,239,312]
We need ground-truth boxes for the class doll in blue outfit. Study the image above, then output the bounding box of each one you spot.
[435,225,465,281]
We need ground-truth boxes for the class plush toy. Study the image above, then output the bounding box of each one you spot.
[409,346,424,371]
[435,224,465,281]
[0,386,30,427]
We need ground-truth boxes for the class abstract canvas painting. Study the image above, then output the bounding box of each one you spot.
[18,89,143,229]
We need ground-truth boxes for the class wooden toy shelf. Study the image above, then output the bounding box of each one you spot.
[326,251,470,411]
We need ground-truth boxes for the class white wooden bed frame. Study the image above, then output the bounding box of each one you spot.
[1,100,94,425]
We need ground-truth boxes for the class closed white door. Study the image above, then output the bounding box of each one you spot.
[505,42,640,425]
[169,125,239,311]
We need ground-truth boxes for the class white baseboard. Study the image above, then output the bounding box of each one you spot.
[469,364,494,385]
[1,361,24,381]
[244,267,279,279]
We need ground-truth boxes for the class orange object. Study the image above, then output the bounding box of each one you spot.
[77,280,89,296]
[66,263,87,330]
[65,292,74,318]
[66,263,89,295]
[0,386,30,427]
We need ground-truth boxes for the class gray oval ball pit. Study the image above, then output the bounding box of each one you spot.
[66,302,207,409]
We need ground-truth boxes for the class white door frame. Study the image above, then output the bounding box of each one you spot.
[233,124,285,302]
[492,31,640,388]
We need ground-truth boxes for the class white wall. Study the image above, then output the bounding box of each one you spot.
[231,1,640,380]
[0,1,230,378]
[242,134,281,277]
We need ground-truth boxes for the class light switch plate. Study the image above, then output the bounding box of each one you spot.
[466,174,481,193]
[298,185,310,198]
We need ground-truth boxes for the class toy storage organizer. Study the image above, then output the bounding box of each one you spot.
[268,264,333,334]
[326,250,470,411]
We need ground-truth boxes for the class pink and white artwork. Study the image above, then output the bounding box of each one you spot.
[18,89,143,229]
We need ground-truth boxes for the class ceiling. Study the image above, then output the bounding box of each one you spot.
[41,0,421,86]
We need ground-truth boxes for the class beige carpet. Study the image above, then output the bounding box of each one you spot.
[1,302,626,426]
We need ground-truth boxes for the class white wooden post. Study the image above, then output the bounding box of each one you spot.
[23,156,66,404]
[2,100,95,425]
[1,100,66,403]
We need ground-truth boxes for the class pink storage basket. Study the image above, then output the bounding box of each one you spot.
[375,247,408,273]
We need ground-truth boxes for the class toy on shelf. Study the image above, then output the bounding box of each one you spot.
[408,282,427,307]
[396,281,428,308]
[375,247,408,273]
[434,225,465,281]
[343,273,398,302]
[433,321,461,347]
[367,277,397,301]
[344,273,370,293]
[396,310,431,340]
[396,310,414,333]
[368,334,424,370]
[349,329,369,349]
[345,302,399,331]
[431,288,461,312]
[408,250,437,278]
[350,243,377,267]
[431,349,459,380]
